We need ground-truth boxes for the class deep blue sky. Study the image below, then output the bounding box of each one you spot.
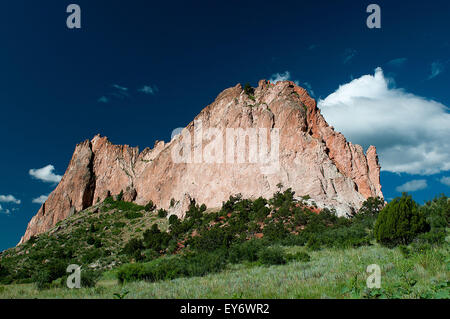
[1,0,449,250]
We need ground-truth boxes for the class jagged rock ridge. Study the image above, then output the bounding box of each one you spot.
[19,80,383,244]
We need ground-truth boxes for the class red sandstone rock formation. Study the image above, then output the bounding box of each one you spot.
[19,80,383,244]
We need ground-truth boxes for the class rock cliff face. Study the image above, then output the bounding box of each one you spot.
[19,80,383,244]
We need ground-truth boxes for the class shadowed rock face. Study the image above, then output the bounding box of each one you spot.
[19,80,383,244]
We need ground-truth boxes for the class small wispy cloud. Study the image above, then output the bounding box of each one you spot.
[343,48,357,64]
[308,44,317,51]
[440,176,450,187]
[98,96,109,104]
[395,179,428,192]
[138,85,159,95]
[112,84,128,92]
[111,84,130,99]
[0,195,21,204]
[386,57,407,67]
[29,165,62,183]
[428,61,444,80]
[98,83,158,103]
[97,84,129,104]
[303,82,315,97]
[269,71,299,85]
[32,195,48,204]
[0,204,10,215]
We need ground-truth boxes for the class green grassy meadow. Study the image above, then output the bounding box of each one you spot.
[1,243,448,299]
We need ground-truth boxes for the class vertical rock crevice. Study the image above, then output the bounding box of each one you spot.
[81,141,96,210]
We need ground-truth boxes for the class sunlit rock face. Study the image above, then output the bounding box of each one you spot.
[19,80,383,244]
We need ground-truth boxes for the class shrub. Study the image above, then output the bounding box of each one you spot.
[114,221,126,228]
[243,83,255,97]
[306,237,322,251]
[257,246,286,265]
[168,214,179,225]
[33,270,53,290]
[374,193,429,247]
[104,196,114,205]
[32,259,67,290]
[81,248,102,264]
[228,239,265,263]
[285,251,311,263]
[143,224,170,252]
[123,238,144,258]
[94,238,103,248]
[81,270,101,288]
[117,251,227,283]
[189,226,233,252]
[116,190,124,201]
[262,221,288,241]
[158,209,168,218]
[144,200,156,212]
[86,236,96,245]
[125,211,143,219]
[117,263,147,283]
[0,264,12,285]
[90,223,99,233]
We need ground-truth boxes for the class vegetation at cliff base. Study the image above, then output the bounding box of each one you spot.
[0,190,448,299]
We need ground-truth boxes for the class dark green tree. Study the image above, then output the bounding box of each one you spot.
[374,193,429,246]
[243,83,254,96]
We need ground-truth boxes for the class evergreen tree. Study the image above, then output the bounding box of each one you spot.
[374,193,429,246]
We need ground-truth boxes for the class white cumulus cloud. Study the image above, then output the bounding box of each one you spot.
[0,194,21,204]
[32,195,48,204]
[319,67,450,175]
[29,165,62,183]
[395,179,428,192]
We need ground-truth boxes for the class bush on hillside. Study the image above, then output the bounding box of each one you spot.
[123,238,144,259]
[143,224,170,252]
[189,225,233,252]
[257,246,286,265]
[243,83,255,97]
[144,200,156,212]
[117,250,227,283]
[228,239,265,263]
[285,251,311,263]
[168,214,179,225]
[157,209,168,218]
[32,259,67,289]
[81,269,101,288]
[0,264,12,285]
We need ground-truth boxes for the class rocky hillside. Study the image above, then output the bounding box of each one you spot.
[20,80,382,244]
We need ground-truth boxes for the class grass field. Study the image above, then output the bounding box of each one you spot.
[1,244,448,299]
